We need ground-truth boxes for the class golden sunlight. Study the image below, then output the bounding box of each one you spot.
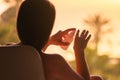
[0,0,120,59]
[49,0,120,59]
[0,0,16,15]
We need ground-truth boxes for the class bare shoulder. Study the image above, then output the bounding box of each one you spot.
[42,53,71,71]
[42,53,66,63]
[42,53,84,80]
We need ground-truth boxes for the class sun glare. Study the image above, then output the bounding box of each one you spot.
[49,0,120,58]
[0,0,16,15]
[0,0,120,59]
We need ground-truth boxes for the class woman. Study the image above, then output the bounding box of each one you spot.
[17,0,102,80]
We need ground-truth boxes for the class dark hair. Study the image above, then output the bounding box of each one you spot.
[17,0,55,50]
[25,0,48,1]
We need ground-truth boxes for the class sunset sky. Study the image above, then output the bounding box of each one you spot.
[47,0,120,60]
[0,0,120,60]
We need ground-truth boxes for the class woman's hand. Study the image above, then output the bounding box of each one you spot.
[74,30,91,51]
[49,30,69,46]
[43,28,76,51]
[49,28,76,49]
[73,30,91,80]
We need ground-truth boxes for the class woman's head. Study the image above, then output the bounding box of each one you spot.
[17,0,55,50]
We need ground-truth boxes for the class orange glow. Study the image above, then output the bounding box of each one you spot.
[0,0,120,60]
[47,0,120,59]
[0,0,16,15]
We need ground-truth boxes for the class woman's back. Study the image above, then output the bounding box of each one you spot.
[39,52,84,80]
[16,0,102,80]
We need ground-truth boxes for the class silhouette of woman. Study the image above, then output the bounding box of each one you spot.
[17,0,103,80]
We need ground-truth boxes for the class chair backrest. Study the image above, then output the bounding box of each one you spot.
[0,45,45,80]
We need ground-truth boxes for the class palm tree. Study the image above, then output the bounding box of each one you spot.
[84,14,110,53]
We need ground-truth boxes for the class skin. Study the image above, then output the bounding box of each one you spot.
[16,0,103,80]
[42,28,76,52]
[11,29,102,80]
[41,29,103,80]
[74,30,91,80]
[40,29,89,80]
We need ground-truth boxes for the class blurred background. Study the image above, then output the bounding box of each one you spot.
[0,0,120,80]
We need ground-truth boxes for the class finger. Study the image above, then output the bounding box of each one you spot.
[56,41,69,46]
[84,30,89,39]
[86,34,91,42]
[65,28,76,32]
[80,30,86,37]
[61,42,70,46]
[62,28,76,35]
[52,30,62,37]
[56,30,62,34]
[75,30,80,40]
[56,30,62,37]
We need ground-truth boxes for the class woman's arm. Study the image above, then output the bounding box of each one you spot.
[73,30,91,80]
[46,54,85,80]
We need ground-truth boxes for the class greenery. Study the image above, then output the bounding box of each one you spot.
[70,48,120,80]
[0,17,19,45]
[69,14,120,80]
